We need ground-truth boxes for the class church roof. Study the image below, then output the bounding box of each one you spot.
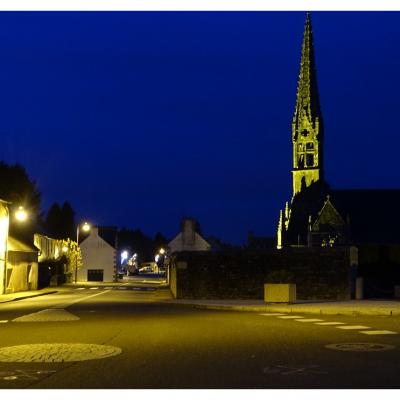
[329,189,400,244]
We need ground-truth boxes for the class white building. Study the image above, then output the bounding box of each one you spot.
[78,226,116,282]
[168,218,211,254]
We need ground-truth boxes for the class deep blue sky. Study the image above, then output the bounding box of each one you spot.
[0,11,399,244]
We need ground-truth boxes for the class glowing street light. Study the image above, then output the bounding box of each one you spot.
[15,206,28,222]
[121,250,128,264]
[75,221,91,284]
[159,248,165,255]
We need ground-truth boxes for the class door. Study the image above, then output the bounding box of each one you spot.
[87,269,104,282]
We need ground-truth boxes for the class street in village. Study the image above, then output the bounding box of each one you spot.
[0,281,400,389]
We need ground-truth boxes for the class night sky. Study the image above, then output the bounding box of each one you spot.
[0,11,399,244]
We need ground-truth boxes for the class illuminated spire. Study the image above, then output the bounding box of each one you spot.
[293,12,322,132]
[291,13,324,196]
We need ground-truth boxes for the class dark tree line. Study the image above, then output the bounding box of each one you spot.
[45,202,76,239]
[117,228,168,264]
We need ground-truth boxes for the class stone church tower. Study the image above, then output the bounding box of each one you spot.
[292,13,324,196]
[277,13,325,248]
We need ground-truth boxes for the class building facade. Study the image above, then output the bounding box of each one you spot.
[168,218,211,254]
[78,226,116,282]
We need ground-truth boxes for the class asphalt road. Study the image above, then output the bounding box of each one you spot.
[0,285,400,389]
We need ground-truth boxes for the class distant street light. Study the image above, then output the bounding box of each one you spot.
[121,250,128,264]
[75,222,91,284]
[159,248,165,255]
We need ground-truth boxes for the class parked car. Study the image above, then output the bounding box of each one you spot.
[139,262,158,273]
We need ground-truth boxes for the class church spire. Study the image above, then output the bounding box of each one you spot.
[291,13,324,196]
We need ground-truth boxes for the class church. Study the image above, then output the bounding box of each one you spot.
[277,13,400,250]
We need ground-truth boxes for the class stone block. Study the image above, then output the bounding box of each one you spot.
[264,283,296,303]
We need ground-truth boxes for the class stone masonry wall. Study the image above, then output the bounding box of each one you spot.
[169,247,356,301]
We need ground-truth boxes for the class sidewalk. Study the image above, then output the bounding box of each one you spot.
[163,298,400,316]
[0,288,58,304]
[2,286,400,316]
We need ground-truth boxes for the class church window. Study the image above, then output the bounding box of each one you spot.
[306,142,314,150]
[298,154,305,168]
[306,154,314,167]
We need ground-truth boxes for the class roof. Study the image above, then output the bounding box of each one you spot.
[287,185,400,245]
[329,189,400,244]
[8,236,38,253]
[79,226,117,249]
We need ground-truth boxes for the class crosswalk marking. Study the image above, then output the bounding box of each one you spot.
[89,287,99,290]
[296,319,324,322]
[75,288,85,290]
[360,330,398,335]
[278,316,303,319]
[259,313,287,316]
[336,325,371,330]
[315,322,346,326]
[0,320,8,323]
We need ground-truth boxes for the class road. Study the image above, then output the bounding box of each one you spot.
[0,283,400,389]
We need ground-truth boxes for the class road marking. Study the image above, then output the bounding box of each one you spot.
[55,289,112,308]
[336,325,371,330]
[104,287,112,290]
[0,320,8,323]
[259,313,287,316]
[316,322,346,326]
[278,316,303,319]
[118,287,127,290]
[74,288,85,290]
[325,343,395,352]
[12,309,80,322]
[360,330,398,335]
[263,364,328,376]
[89,287,99,290]
[296,319,324,322]
[0,369,57,381]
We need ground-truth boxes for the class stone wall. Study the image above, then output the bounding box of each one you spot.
[169,247,357,301]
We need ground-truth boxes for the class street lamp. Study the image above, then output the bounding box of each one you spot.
[75,222,91,284]
[14,206,28,222]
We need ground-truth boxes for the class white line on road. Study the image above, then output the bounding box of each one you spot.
[0,320,8,323]
[75,288,85,290]
[336,325,371,330]
[54,290,112,309]
[315,322,346,326]
[296,319,324,322]
[104,287,112,290]
[89,287,99,290]
[360,330,398,335]
[259,313,287,316]
[278,316,303,319]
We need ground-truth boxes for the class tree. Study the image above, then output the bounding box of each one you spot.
[45,201,76,239]
[0,161,42,240]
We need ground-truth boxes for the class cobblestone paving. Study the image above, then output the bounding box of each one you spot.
[0,343,122,362]
[12,309,80,322]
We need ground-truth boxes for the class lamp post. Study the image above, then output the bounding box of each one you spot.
[0,201,28,295]
[75,222,90,284]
